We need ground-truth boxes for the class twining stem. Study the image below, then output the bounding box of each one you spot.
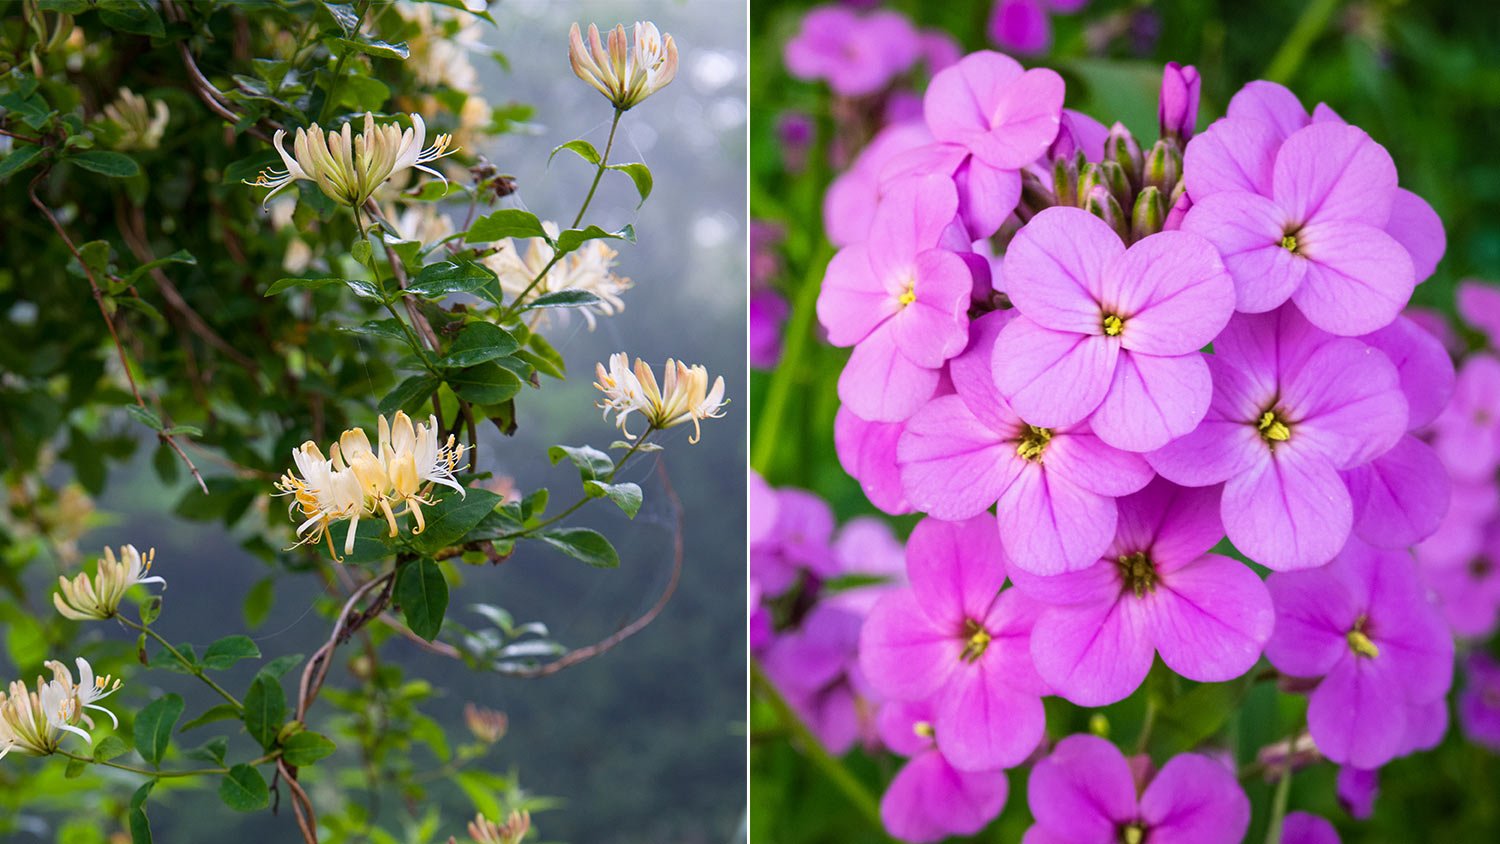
[59,749,279,779]
[751,242,833,476]
[118,616,242,711]
[353,206,439,374]
[1264,0,1343,83]
[750,661,890,838]
[571,108,624,229]
[503,433,652,538]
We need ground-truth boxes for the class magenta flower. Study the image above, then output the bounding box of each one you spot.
[1182,120,1414,335]
[1459,653,1500,752]
[859,515,1048,770]
[882,142,1022,241]
[876,701,1008,843]
[1150,308,1407,570]
[1013,479,1274,706]
[818,174,980,422]
[751,485,837,596]
[1158,61,1200,141]
[1024,734,1250,844]
[750,288,789,369]
[1458,280,1500,346]
[1420,526,1500,639]
[899,311,1154,574]
[1280,812,1340,844]
[834,407,916,516]
[784,6,921,97]
[987,0,1089,55]
[996,206,1235,450]
[1337,766,1378,819]
[763,602,875,753]
[823,121,933,247]
[923,51,1065,172]
[1264,539,1454,768]
[1430,353,1500,484]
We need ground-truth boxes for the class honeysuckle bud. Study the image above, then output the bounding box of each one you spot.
[464,703,508,744]
[101,88,168,151]
[568,21,678,110]
[1083,185,1127,240]
[468,810,531,844]
[1051,152,1080,209]
[1095,159,1133,215]
[1131,186,1165,243]
[1158,61,1201,141]
[1103,122,1142,191]
[594,353,728,443]
[53,545,165,621]
[1142,138,1182,197]
[245,113,457,208]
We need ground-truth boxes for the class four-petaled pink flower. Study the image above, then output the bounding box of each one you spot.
[923,51,1065,173]
[876,700,1008,843]
[996,206,1236,451]
[1014,479,1274,706]
[860,515,1048,771]
[899,311,1154,574]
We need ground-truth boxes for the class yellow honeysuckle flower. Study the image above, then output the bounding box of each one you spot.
[246,112,456,207]
[0,658,120,761]
[593,353,727,443]
[568,21,678,110]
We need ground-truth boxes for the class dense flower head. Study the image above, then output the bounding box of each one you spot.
[593,354,727,443]
[568,21,678,110]
[463,810,530,844]
[247,112,456,207]
[54,544,166,621]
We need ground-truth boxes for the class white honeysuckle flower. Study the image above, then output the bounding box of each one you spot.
[486,222,632,329]
[381,411,466,535]
[53,544,166,621]
[594,354,727,443]
[402,3,486,93]
[390,202,454,247]
[568,21,678,110]
[246,112,457,207]
[46,658,122,740]
[275,441,368,560]
[102,87,169,151]
[0,679,55,760]
[0,659,120,760]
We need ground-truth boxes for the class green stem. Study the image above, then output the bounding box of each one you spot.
[751,242,833,476]
[353,206,440,373]
[570,108,623,229]
[1263,763,1293,844]
[496,251,566,321]
[120,617,243,712]
[1264,0,1343,83]
[750,661,889,837]
[504,434,651,538]
[60,750,280,779]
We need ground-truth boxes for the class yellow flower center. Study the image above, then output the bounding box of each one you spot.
[1115,551,1159,598]
[1281,233,1299,253]
[1347,616,1379,658]
[1120,824,1146,844]
[913,721,936,739]
[897,283,916,307]
[1102,314,1125,336]
[1016,425,1054,462]
[1257,410,1291,444]
[960,619,991,663]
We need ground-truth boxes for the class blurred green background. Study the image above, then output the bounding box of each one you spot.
[749,1,1500,842]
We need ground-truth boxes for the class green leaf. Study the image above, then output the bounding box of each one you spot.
[185,736,228,765]
[264,276,345,296]
[71,150,140,177]
[396,558,449,642]
[98,0,165,38]
[93,735,130,762]
[125,404,164,432]
[608,162,653,205]
[548,444,613,481]
[125,249,196,285]
[280,731,337,767]
[411,489,503,554]
[318,1,359,36]
[336,36,411,60]
[465,208,547,244]
[524,333,566,379]
[0,145,46,181]
[202,635,261,671]
[127,781,154,844]
[554,224,634,254]
[219,765,270,812]
[65,756,87,778]
[549,139,600,166]
[243,675,286,751]
[1151,679,1247,756]
[584,481,643,518]
[345,279,384,300]
[351,239,373,265]
[258,653,304,680]
[538,528,620,568]
[524,289,602,310]
[437,322,520,368]
[341,318,410,341]
[447,362,522,405]
[405,260,496,299]
[133,693,185,766]
[243,577,275,628]
[160,425,203,437]
[179,703,241,733]
[379,374,440,415]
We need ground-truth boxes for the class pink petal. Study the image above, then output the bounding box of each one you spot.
[987,0,1051,55]
[898,395,1022,519]
[1089,350,1214,453]
[860,591,960,701]
[1273,123,1397,228]
[1008,558,1120,607]
[925,51,1023,147]
[834,408,914,516]
[1225,80,1310,143]
[1361,315,1455,431]
[1044,425,1156,497]
[1106,231,1236,356]
[1148,554,1275,682]
[1308,655,1407,768]
[1457,280,1500,343]
[1139,752,1251,844]
[1147,359,1266,487]
[1282,337,1407,469]
[1265,564,1359,678]
[868,174,961,279]
[891,249,974,367]
[1387,188,1445,283]
[949,310,1017,426]
[881,751,1009,843]
[1183,117,1282,199]
[1032,592,1153,706]
[1292,221,1415,336]
[838,326,941,422]
[1222,446,1352,571]
[1281,812,1341,844]
[1182,191,1305,313]
[934,660,1046,770]
[817,243,893,347]
[1027,734,1137,841]
[1345,435,1449,549]
[994,317,1118,427]
[958,155,1023,239]
[1113,479,1224,568]
[999,463,1118,575]
[1003,206,1123,333]
[907,515,1011,625]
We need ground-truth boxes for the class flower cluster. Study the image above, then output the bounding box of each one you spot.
[53,544,165,621]
[486,222,631,330]
[1,658,120,761]
[593,354,727,443]
[567,21,678,111]
[101,87,169,151]
[787,24,1478,840]
[276,411,467,559]
[247,112,457,207]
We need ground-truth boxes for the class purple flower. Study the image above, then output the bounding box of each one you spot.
[876,701,1008,843]
[1264,539,1454,767]
[835,406,917,515]
[1024,734,1250,844]
[881,142,1022,241]
[1281,812,1340,844]
[1337,765,1378,819]
[1458,280,1500,346]
[751,485,837,596]
[784,6,922,97]
[860,515,1048,770]
[750,288,789,369]
[1182,120,1413,335]
[996,206,1235,451]
[1150,308,1408,570]
[817,174,980,422]
[1158,62,1200,141]
[764,602,875,753]
[899,311,1154,574]
[824,121,933,247]
[1420,526,1500,638]
[1459,653,1500,751]
[1013,479,1274,706]
[825,515,909,616]
[1431,353,1500,484]
[987,0,1090,55]
[923,51,1065,172]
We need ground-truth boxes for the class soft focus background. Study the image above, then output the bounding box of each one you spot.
[5,1,748,842]
[750,0,1500,842]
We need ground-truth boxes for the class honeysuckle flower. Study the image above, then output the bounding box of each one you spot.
[275,441,367,559]
[923,51,1065,173]
[1149,308,1407,570]
[877,700,1008,843]
[465,810,530,844]
[1025,734,1250,844]
[102,87,168,151]
[860,515,1048,771]
[46,658,122,735]
[568,21,678,110]
[0,659,120,760]
[593,354,727,443]
[463,703,508,744]
[817,174,981,422]
[1280,813,1341,844]
[486,223,631,329]
[996,206,1235,451]
[53,544,166,621]
[246,112,456,207]
[1265,539,1453,768]
[1013,479,1274,706]
[784,6,921,97]
[899,311,1154,575]
[1158,61,1200,141]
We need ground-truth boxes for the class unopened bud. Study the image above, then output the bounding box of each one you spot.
[1084,186,1127,241]
[1052,154,1080,209]
[1143,139,1182,197]
[1131,187,1166,243]
[1104,122,1143,191]
[1096,160,1133,215]
[1164,183,1191,230]
[1158,62,1201,142]
[1017,169,1055,222]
